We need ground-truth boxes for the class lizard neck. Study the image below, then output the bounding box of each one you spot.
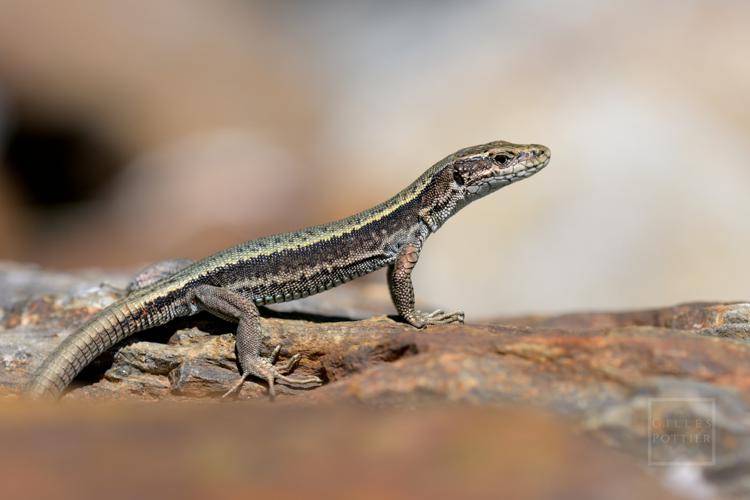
[409,160,467,236]
[356,158,467,248]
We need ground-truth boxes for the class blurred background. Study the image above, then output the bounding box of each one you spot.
[0,0,748,317]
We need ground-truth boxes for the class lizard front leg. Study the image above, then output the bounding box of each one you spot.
[187,284,321,399]
[388,242,465,328]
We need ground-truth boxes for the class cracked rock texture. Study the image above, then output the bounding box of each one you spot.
[2,261,750,499]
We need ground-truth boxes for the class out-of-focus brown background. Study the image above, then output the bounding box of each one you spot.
[0,0,748,317]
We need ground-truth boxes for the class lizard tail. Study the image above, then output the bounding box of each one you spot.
[25,297,160,399]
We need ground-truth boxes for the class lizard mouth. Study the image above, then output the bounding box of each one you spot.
[498,146,550,180]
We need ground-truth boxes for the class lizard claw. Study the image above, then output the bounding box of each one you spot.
[222,372,250,399]
[425,309,465,324]
[406,309,465,328]
[223,348,322,400]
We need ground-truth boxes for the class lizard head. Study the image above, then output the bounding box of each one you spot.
[450,140,551,201]
[413,140,550,234]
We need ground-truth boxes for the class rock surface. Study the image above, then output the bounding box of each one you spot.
[2,261,750,498]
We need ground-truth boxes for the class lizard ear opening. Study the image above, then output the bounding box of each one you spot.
[452,168,466,186]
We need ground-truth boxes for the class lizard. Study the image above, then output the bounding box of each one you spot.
[26,140,551,399]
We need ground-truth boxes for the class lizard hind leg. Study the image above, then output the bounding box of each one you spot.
[188,284,321,400]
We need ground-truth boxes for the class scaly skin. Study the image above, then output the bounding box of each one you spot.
[26,140,551,399]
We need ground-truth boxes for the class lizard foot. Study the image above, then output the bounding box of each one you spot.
[407,309,465,328]
[222,345,322,400]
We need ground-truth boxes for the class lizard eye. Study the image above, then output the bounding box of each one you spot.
[493,154,511,165]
